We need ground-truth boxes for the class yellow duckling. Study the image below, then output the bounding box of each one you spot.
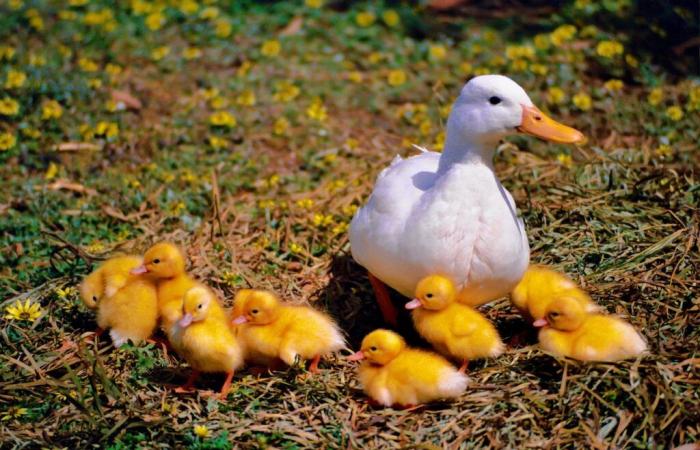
[406,275,504,371]
[230,289,345,372]
[534,296,647,361]
[172,286,244,399]
[348,329,468,407]
[511,265,599,322]
[80,255,158,347]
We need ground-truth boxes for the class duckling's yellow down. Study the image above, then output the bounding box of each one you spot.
[511,265,598,321]
[408,275,504,363]
[352,329,467,407]
[231,289,345,367]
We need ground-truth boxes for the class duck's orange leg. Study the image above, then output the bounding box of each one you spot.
[218,371,235,399]
[174,370,200,393]
[368,272,398,327]
[308,355,321,374]
[459,360,469,373]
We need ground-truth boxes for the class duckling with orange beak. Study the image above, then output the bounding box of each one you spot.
[348,329,468,407]
[406,275,504,372]
[172,286,244,399]
[534,296,647,362]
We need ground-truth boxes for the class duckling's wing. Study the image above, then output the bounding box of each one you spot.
[450,316,478,337]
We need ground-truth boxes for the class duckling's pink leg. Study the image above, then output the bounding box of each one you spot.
[459,360,469,373]
[308,355,321,373]
[218,371,235,400]
[369,273,398,327]
[174,370,200,393]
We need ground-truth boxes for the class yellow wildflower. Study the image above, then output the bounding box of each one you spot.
[237,61,252,77]
[151,46,170,61]
[460,62,473,75]
[550,24,576,46]
[345,138,359,150]
[530,64,547,75]
[647,88,663,106]
[332,222,349,235]
[182,47,202,60]
[95,121,119,138]
[306,97,327,122]
[8,0,23,9]
[88,78,103,89]
[534,34,550,50]
[193,425,210,439]
[209,96,228,109]
[27,9,44,31]
[429,44,447,61]
[505,45,535,60]
[272,81,300,103]
[0,132,16,151]
[202,87,220,100]
[105,63,122,77]
[289,243,302,254]
[368,52,383,64]
[0,46,15,61]
[55,287,77,299]
[273,117,290,136]
[29,53,46,66]
[557,153,573,168]
[688,85,700,110]
[312,213,333,228]
[214,19,232,38]
[511,59,528,72]
[78,57,98,72]
[4,70,26,89]
[209,111,237,128]
[356,11,375,27]
[5,299,42,322]
[199,6,220,20]
[348,71,363,83]
[178,0,198,15]
[296,198,314,209]
[382,9,400,27]
[603,79,624,92]
[387,69,406,87]
[654,144,672,158]
[42,100,63,120]
[261,40,281,57]
[21,127,40,138]
[572,92,592,111]
[0,97,20,116]
[236,90,256,106]
[596,40,624,58]
[70,0,88,5]
[547,86,566,104]
[145,12,165,30]
[305,0,323,7]
[208,136,228,150]
[1,406,29,421]
[625,54,639,68]
[45,162,59,180]
[665,106,683,121]
[342,204,358,216]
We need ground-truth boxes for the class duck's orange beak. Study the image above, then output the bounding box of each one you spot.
[347,351,365,361]
[231,315,248,325]
[405,299,422,310]
[178,313,193,328]
[130,265,148,275]
[517,104,585,144]
[533,318,548,328]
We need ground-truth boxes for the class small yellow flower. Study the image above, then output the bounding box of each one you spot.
[193,425,210,439]
[1,406,28,421]
[356,11,375,27]
[258,199,275,209]
[95,121,119,138]
[236,90,256,106]
[151,46,170,61]
[209,111,237,128]
[603,79,624,92]
[547,86,566,105]
[170,201,186,214]
[4,70,26,89]
[647,88,663,106]
[45,162,59,180]
[572,92,592,111]
[382,9,400,27]
[0,46,15,61]
[534,34,550,50]
[272,81,300,103]
[88,78,103,89]
[332,222,348,235]
[199,6,220,20]
[207,136,228,150]
[596,40,624,58]
[214,19,232,38]
[42,100,63,120]
[557,153,573,168]
[625,54,639,68]
[347,71,363,83]
[78,57,99,72]
[342,204,358,216]
[237,61,252,77]
[261,40,281,57]
[312,213,333,228]
[182,47,202,60]
[505,45,535,60]
[429,44,447,61]
[179,0,199,15]
[368,52,383,64]
[296,198,314,209]
[550,24,577,47]
[8,0,23,10]
[105,63,122,77]
[654,144,672,158]
[289,242,302,254]
[530,64,547,75]
[0,97,20,116]
[387,69,406,87]
[210,95,230,109]
[273,117,290,136]
[345,138,359,150]
[145,12,165,30]
[29,53,46,66]
[511,59,528,72]
[305,0,323,8]
[0,132,17,151]
[4,299,42,322]
[306,97,327,122]
[21,127,40,139]
[55,287,77,299]
[665,106,683,121]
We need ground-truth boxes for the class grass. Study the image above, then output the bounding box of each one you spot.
[1,1,698,448]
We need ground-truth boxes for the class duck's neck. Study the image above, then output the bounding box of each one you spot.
[437,130,499,175]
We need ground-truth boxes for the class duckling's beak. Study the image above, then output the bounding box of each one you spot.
[405,299,422,310]
[347,351,365,361]
[179,313,193,328]
[517,105,585,144]
[231,315,248,325]
[130,265,148,275]
[533,318,548,328]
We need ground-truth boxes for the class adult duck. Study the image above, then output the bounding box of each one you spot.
[349,75,584,325]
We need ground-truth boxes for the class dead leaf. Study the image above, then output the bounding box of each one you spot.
[102,205,131,222]
[110,89,142,110]
[44,179,98,196]
[280,16,303,36]
[55,142,102,152]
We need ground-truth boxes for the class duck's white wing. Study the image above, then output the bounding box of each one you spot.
[349,151,441,291]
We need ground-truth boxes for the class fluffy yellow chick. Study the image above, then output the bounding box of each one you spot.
[406,275,504,371]
[535,296,647,361]
[131,242,198,331]
[348,329,468,407]
[172,286,244,399]
[230,289,345,372]
[80,255,158,347]
[511,265,599,322]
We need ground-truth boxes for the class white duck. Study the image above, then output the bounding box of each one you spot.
[349,75,584,325]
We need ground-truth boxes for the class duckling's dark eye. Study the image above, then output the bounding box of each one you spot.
[548,312,560,319]
[426,293,433,298]
[370,346,377,352]
[92,295,98,301]
[489,96,501,105]
[153,258,160,264]
[251,309,259,314]
[198,304,203,309]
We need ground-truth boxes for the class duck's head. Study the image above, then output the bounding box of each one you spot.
[447,75,584,147]
[533,295,586,331]
[231,289,280,326]
[130,242,186,278]
[347,329,406,366]
[405,274,456,311]
[178,286,213,328]
[80,270,103,310]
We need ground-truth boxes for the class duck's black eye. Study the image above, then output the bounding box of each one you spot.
[198,304,203,309]
[370,346,377,352]
[426,293,433,298]
[153,258,160,264]
[489,96,501,105]
[251,309,259,314]
[92,295,98,301]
